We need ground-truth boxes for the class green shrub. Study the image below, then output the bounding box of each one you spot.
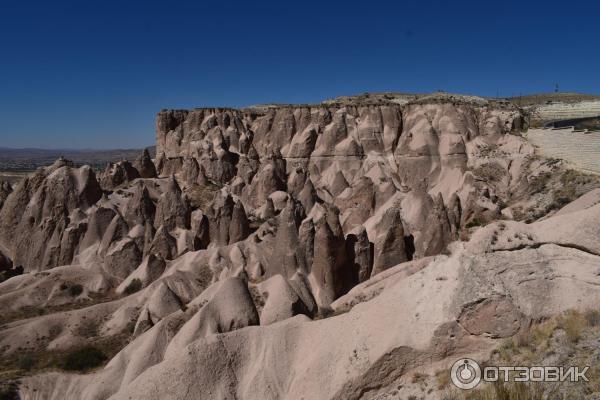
[61,346,107,371]
[69,284,83,297]
[0,385,19,400]
[466,218,485,228]
[18,354,35,371]
[124,278,142,295]
[60,282,84,297]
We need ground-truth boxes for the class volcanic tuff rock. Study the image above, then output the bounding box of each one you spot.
[0,181,12,210]
[153,176,190,231]
[147,225,177,260]
[372,207,407,276]
[14,198,600,400]
[0,159,103,271]
[134,148,158,179]
[99,160,141,190]
[3,93,600,400]
[124,182,156,227]
[155,99,525,232]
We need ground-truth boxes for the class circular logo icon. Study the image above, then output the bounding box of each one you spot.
[450,358,481,389]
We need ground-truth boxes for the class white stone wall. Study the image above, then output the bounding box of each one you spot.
[526,128,600,173]
[531,101,600,121]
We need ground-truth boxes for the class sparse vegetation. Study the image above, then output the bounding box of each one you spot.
[0,329,133,392]
[477,144,500,158]
[69,283,83,297]
[411,371,428,384]
[436,369,450,390]
[0,290,115,326]
[0,266,23,284]
[543,169,599,213]
[18,354,35,371]
[313,306,347,320]
[473,162,505,183]
[507,162,600,222]
[466,218,486,229]
[556,309,586,343]
[61,346,107,372]
[124,278,143,295]
[584,309,600,327]
[472,308,600,400]
[528,172,552,195]
[59,282,84,297]
[0,384,19,400]
[448,381,543,400]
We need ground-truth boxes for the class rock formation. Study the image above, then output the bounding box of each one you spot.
[134,148,157,178]
[3,93,600,400]
[100,160,140,190]
[0,181,12,210]
[0,161,102,271]
[154,176,190,231]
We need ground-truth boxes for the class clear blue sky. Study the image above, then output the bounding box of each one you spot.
[1,0,599,149]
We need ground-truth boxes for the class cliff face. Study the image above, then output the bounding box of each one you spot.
[0,97,527,275]
[0,158,103,271]
[155,101,524,178]
[155,98,527,234]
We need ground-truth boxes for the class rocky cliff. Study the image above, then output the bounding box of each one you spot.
[154,95,529,265]
[2,93,600,400]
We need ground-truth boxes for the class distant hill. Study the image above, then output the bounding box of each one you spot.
[0,146,156,171]
[507,92,600,107]
[321,91,600,108]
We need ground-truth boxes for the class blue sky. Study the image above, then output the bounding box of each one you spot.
[1,0,599,149]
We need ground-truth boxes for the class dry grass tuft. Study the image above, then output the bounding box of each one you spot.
[584,309,600,327]
[411,371,428,384]
[556,310,587,343]
[467,381,543,400]
[436,369,450,389]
